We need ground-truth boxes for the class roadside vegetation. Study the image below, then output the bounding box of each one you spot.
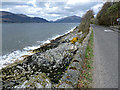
[77,29,94,88]
[77,10,94,45]
[78,10,94,33]
[95,2,120,26]
[76,10,94,88]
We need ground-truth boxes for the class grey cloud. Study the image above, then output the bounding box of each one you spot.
[1,1,104,20]
[2,2,34,9]
[2,2,31,7]
[47,12,62,15]
[37,2,46,8]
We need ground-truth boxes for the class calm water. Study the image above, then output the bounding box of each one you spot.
[2,23,79,55]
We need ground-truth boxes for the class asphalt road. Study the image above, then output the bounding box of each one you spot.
[91,25,118,88]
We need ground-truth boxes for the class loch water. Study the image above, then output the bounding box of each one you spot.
[2,23,79,55]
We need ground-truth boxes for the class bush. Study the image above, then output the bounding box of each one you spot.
[91,18,96,24]
[78,10,94,34]
[96,2,120,26]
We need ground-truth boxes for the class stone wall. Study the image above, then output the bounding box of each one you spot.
[57,28,92,88]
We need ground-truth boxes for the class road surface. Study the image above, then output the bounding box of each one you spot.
[91,25,118,88]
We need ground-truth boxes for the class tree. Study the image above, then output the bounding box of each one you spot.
[107,2,120,25]
[96,2,120,26]
[78,10,94,33]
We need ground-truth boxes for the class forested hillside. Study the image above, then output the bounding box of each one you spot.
[96,2,120,26]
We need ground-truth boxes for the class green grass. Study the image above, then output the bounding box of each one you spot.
[78,28,94,88]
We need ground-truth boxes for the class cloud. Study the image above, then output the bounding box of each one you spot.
[27,0,37,7]
[66,0,91,5]
[91,3,104,14]
[1,0,104,21]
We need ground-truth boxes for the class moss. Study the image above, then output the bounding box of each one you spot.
[65,65,69,70]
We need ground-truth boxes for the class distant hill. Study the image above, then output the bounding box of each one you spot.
[53,15,81,23]
[0,11,49,23]
[0,11,82,23]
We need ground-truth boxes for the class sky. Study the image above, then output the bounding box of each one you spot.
[0,0,105,21]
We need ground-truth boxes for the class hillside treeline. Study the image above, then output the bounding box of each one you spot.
[78,10,94,33]
[96,2,120,26]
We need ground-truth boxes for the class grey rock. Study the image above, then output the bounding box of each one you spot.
[16,66,23,70]
[58,83,73,88]
[69,62,81,70]
[15,73,51,88]
[60,69,80,87]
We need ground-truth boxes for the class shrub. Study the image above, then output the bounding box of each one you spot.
[96,2,120,26]
[78,10,94,34]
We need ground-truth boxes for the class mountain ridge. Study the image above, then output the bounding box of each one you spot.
[0,11,49,23]
[53,15,81,23]
[0,11,81,23]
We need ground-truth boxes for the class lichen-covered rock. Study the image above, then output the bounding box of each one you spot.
[69,62,81,70]
[58,83,73,88]
[1,43,78,87]
[73,50,83,62]
[60,69,80,87]
[56,28,92,88]
[14,73,51,88]
[1,27,92,88]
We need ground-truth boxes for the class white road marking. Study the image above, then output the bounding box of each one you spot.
[104,30,114,32]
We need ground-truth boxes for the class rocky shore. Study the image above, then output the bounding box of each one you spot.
[0,26,92,88]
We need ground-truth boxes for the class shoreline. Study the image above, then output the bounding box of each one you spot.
[0,26,78,69]
[1,25,92,88]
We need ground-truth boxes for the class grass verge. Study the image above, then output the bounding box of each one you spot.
[77,29,94,88]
